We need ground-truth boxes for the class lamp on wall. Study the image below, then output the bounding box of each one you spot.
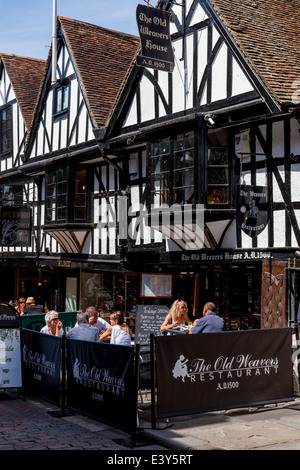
[204,114,216,128]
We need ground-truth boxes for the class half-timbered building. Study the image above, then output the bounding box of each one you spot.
[1,0,300,330]
[0,53,46,302]
[102,0,300,329]
[0,18,140,312]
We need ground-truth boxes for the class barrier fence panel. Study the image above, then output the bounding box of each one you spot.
[20,311,78,332]
[66,338,139,434]
[0,302,22,389]
[22,329,62,406]
[153,328,294,419]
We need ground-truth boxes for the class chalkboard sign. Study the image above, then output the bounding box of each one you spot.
[135,305,169,345]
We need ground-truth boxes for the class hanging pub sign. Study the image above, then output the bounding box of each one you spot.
[1,206,32,247]
[237,185,269,238]
[136,4,174,73]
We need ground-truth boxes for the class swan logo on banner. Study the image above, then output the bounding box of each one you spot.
[237,185,269,238]
[136,4,174,73]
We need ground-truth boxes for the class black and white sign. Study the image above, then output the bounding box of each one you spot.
[155,328,293,417]
[66,338,137,432]
[237,185,269,238]
[22,329,62,405]
[0,302,20,328]
[1,206,31,247]
[0,302,22,389]
[136,4,174,72]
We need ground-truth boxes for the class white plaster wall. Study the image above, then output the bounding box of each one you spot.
[211,42,227,102]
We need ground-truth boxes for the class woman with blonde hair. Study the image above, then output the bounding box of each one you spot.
[160,299,190,332]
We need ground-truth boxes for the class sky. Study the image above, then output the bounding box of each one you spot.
[0,0,144,59]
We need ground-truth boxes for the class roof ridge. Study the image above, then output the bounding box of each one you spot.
[58,15,139,39]
[1,53,46,63]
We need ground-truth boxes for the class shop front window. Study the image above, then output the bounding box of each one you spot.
[150,132,194,207]
[80,272,139,315]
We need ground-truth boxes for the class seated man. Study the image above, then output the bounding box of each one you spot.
[86,306,110,332]
[23,297,44,314]
[189,302,226,334]
[67,312,99,342]
[74,306,110,332]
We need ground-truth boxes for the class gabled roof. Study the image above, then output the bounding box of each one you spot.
[207,0,300,109]
[0,54,46,130]
[59,16,140,128]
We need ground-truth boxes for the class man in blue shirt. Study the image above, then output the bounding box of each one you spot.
[67,312,99,342]
[189,302,226,334]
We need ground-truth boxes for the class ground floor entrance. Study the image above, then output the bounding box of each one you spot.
[159,263,262,330]
[0,255,292,333]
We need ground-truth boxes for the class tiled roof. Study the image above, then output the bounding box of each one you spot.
[1,54,46,130]
[59,17,140,128]
[208,0,300,108]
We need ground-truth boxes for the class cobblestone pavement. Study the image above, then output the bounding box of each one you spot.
[0,390,165,451]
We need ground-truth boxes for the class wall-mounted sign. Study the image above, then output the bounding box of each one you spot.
[136,4,174,73]
[1,206,32,247]
[237,185,269,238]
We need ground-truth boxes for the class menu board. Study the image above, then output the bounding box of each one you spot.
[135,305,169,345]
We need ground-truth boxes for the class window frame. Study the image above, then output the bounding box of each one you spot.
[45,166,89,225]
[206,129,231,208]
[148,131,195,208]
[53,82,70,117]
[0,105,13,156]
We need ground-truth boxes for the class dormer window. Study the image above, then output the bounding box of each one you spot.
[54,82,70,115]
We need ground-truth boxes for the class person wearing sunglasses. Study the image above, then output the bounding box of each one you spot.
[16,297,26,315]
[40,311,64,337]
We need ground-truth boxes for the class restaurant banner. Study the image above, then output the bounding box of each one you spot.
[237,185,269,237]
[66,338,137,433]
[155,328,293,418]
[136,4,174,72]
[0,302,22,389]
[22,329,62,405]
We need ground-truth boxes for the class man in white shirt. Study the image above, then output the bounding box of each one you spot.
[75,306,109,332]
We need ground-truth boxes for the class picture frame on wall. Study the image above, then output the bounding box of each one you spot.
[140,273,173,298]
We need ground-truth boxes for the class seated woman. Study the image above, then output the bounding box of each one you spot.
[99,311,132,346]
[160,299,190,333]
[16,297,26,316]
[40,311,64,337]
